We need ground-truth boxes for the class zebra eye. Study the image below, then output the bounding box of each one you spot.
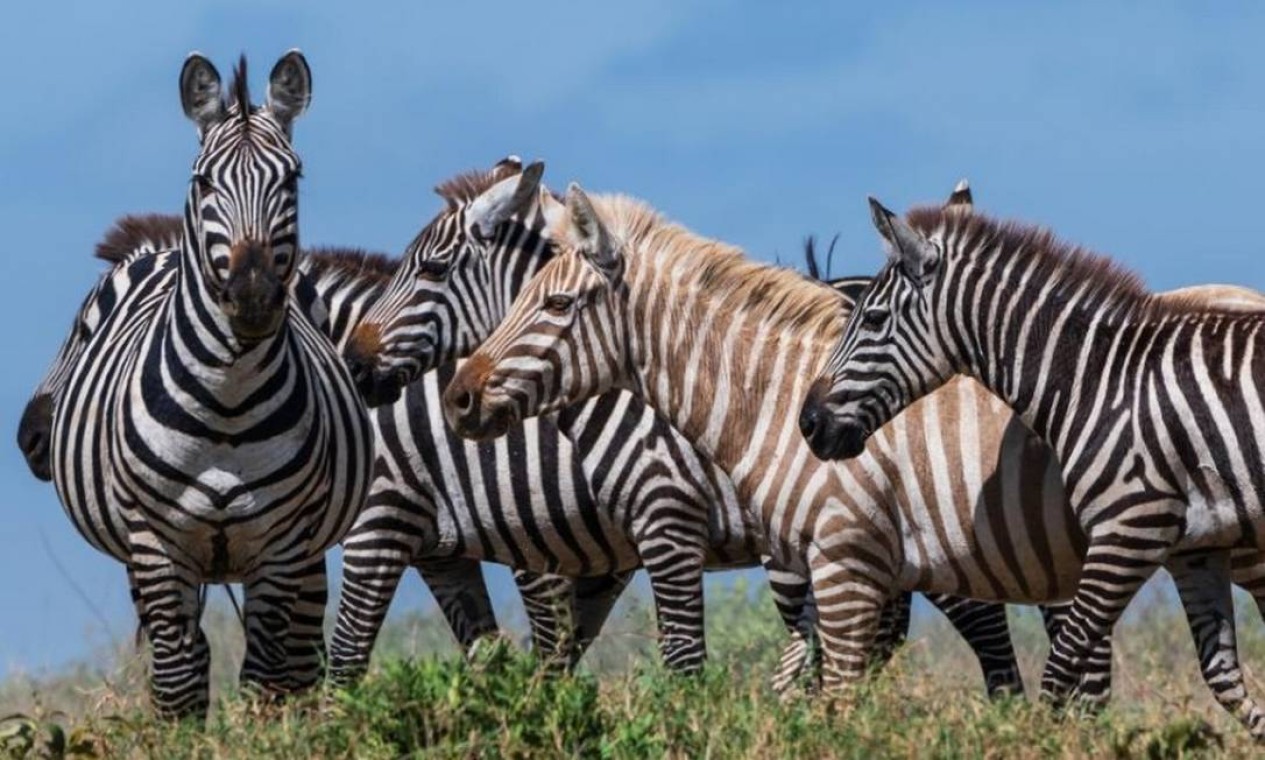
[416,259,450,282]
[194,174,215,195]
[860,306,889,330]
[544,294,574,315]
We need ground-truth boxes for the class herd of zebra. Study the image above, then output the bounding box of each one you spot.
[13,49,1265,740]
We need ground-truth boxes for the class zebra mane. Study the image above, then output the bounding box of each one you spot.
[231,55,251,121]
[303,246,399,283]
[905,206,1251,320]
[433,163,522,210]
[95,214,184,263]
[579,194,846,337]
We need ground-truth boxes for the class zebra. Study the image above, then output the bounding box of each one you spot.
[802,194,1265,739]
[344,169,1047,698]
[440,183,1265,711]
[46,52,373,718]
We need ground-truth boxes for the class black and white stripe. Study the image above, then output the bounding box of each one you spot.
[45,52,372,718]
[333,161,1026,692]
[807,196,1265,738]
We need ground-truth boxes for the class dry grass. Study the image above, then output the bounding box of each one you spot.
[1,573,1261,758]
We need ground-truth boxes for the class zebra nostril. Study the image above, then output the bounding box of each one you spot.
[798,402,820,439]
[453,390,474,414]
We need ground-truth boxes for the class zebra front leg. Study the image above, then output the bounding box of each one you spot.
[1041,513,1179,708]
[127,564,210,720]
[416,557,499,656]
[1170,551,1265,741]
[1041,601,1113,709]
[810,552,891,692]
[279,554,329,693]
[328,533,416,686]
[240,558,323,700]
[927,594,1024,698]
[640,534,707,674]
[515,571,579,671]
[762,557,817,693]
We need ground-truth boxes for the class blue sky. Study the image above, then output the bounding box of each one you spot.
[3,2,1265,672]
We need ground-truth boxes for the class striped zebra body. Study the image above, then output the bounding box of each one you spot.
[341,165,1033,694]
[807,198,1265,738]
[441,186,1265,702]
[46,53,373,718]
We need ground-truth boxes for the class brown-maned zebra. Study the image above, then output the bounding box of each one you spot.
[443,185,1265,715]
[804,195,1265,739]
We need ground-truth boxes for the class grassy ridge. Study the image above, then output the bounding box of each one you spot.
[2,576,1263,758]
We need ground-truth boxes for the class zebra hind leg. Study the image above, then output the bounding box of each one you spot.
[127,564,210,720]
[1170,551,1265,742]
[928,594,1024,699]
[417,558,500,657]
[868,591,913,673]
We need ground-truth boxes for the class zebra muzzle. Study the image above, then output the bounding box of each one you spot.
[222,243,286,342]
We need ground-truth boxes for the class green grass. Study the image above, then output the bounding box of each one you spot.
[2,575,1263,758]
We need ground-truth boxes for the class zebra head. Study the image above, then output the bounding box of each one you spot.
[343,158,550,407]
[800,192,969,461]
[443,183,626,440]
[179,51,310,344]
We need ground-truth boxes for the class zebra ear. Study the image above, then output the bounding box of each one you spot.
[539,187,566,233]
[266,49,312,134]
[466,161,546,239]
[567,183,622,284]
[945,179,973,213]
[180,53,226,136]
[868,197,939,283]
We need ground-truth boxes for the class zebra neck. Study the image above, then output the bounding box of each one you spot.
[624,265,839,475]
[945,258,1163,469]
[167,237,292,395]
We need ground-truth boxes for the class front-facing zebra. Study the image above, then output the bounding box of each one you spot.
[804,196,1265,739]
[48,52,372,718]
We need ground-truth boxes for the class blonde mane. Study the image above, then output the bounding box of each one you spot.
[575,194,847,340]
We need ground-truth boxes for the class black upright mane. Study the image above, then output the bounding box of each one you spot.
[231,54,251,120]
[303,246,399,282]
[95,214,184,263]
[433,163,521,210]
[906,206,1227,319]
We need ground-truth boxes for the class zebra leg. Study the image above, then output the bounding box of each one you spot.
[516,571,579,670]
[127,564,210,719]
[926,594,1024,698]
[572,572,634,659]
[869,591,913,672]
[763,558,817,693]
[415,557,499,656]
[1040,517,1178,708]
[1170,551,1265,741]
[811,554,890,691]
[640,536,707,674]
[240,559,319,699]
[1041,601,1113,709]
[1229,550,1265,619]
[279,554,329,693]
[328,526,419,686]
